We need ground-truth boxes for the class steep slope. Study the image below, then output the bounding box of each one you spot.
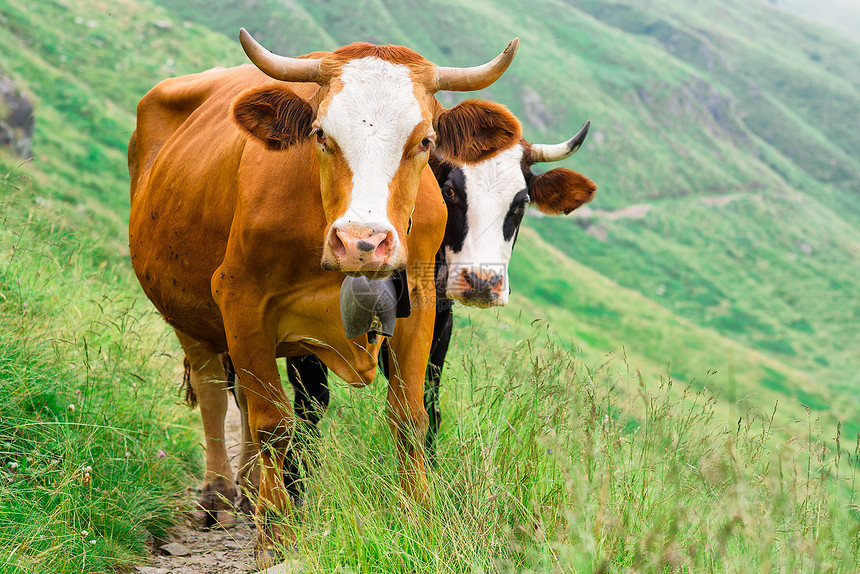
[0,0,240,213]
[542,0,860,391]
[461,227,859,440]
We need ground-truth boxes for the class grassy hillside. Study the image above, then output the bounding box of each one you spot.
[1,0,859,570]
[0,156,201,572]
[529,0,860,421]
[0,0,240,212]
[0,0,237,570]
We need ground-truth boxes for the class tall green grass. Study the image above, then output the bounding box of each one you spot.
[0,165,201,573]
[264,321,860,573]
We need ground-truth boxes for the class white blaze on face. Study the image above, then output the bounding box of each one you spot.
[321,57,424,232]
[445,144,528,305]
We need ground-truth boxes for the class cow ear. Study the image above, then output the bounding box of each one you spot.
[433,99,521,164]
[528,168,597,215]
[232,86,314,150]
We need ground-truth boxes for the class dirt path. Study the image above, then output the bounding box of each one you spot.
[127,401,268,574]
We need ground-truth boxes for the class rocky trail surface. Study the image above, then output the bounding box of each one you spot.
[126,401,296,574]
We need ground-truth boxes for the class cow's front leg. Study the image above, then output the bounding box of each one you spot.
[232,354,330,516]
[223,333,297,561]
[386,301,436,503]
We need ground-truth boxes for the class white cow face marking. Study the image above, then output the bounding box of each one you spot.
[318,57,430,274]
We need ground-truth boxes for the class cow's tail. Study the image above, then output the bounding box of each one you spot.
[183,355,198,408]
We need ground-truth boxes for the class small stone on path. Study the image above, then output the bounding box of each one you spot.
[159,541,192,556]
[133,567,169,574]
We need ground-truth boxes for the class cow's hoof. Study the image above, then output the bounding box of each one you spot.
[255,521,297,566]
[193,507,238,530]
[193,481,237,530]
[237,493,255,517]
[254,547,279,570]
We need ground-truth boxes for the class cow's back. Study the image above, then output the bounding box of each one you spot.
[131,67,227,195]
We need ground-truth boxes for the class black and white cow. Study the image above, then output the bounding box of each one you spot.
[420,118,596,459]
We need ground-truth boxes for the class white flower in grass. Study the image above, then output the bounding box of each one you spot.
[81,530,88,537]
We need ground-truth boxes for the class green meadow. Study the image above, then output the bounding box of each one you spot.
[1,0,858,571]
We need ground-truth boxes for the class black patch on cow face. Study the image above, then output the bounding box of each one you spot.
[502,189,529,242]
[441,167,468,254]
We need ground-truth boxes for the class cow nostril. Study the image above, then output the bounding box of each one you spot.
[331,227,395,263]
[374,231,393,258]
[461,271,503,302]
[330,230,347,257]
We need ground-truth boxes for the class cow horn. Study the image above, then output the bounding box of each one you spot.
[239,28,322,84]
[530,121,591,163]
[434,38,519,92]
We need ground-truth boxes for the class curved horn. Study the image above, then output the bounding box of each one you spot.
[435,38,519,92]
[530,121,591,163]
[239,28,322,84]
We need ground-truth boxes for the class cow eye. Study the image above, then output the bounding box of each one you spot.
[418,137,433,153]
[312,128,328,149]
[509,198,529,219]
[442,186,456,201]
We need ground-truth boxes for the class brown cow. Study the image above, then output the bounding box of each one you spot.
[128,30,520,558]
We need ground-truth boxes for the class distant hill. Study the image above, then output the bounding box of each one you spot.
[765,0,860,39]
